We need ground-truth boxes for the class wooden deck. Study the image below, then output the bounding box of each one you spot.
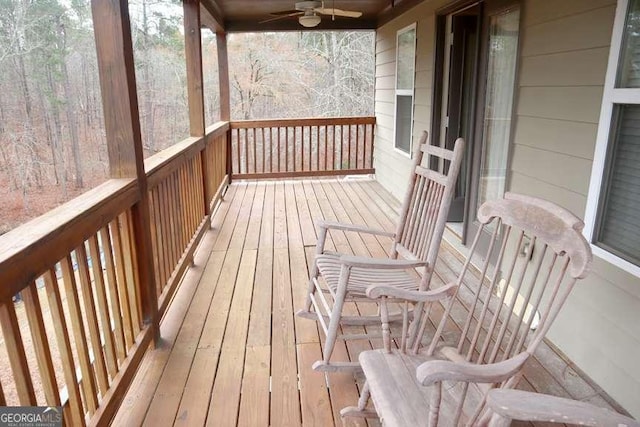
[112,179,622,426]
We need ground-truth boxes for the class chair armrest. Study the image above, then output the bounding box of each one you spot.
[316,219,396,238]
[486,389,640,427]
[338,254,428,270]
[417,352,529,386]
[366,283,457,302]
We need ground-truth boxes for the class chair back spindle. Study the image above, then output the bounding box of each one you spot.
[392,131,465,293]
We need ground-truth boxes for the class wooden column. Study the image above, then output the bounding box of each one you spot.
[184,0,213,215]
[216,32,230,122]
[216,32,233,181]
[184,0,206,136]
[92,0,159,342]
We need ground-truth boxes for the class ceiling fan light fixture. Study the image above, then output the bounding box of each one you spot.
[299,12,321,27]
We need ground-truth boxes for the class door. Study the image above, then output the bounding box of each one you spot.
[438,4,481,223]
[433,0,521,245]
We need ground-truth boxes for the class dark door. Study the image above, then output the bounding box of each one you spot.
[433,0,521,249]
[442,5,481,223]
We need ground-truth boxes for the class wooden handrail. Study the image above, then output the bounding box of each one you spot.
[0,178,138,302]
[0,122,229,424]
[145,122,229,187]
[230,116,376,129]
[229,116,376,179]
[0,115,376,422]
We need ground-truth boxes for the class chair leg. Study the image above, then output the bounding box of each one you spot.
[302,225,328,312]
[340,381,378,419]
[314,264,350,371]
[428,381,442,427]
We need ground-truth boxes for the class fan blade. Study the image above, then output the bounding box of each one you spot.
[260,11,303,24]
[314,7,362,18]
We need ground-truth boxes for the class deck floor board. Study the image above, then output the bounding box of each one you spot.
[113,179,623,426]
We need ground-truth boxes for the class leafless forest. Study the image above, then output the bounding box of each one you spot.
[0,0,374,233]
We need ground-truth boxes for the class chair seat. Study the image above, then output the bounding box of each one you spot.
[359,348,482,427]
[316,252,419,297]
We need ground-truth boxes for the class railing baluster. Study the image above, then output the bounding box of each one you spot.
[44,268,85,426]
[252,128,257,174]
[61,253,99,414]
[356,124,361,169]
[99,227,126,362]
[87,235,118,379]
[270,127,274,173]
[0,300,36,405]
[120,212,142,334]
[235,128,240,174]
[110,218,134,349]
[315,125,319,171]
[243,129,249,174]
[285,126,289,172]
[22,282,60,406]
[262,127,266,173]
[76,243,110,397]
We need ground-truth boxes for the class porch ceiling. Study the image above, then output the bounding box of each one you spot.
[199,0,425,32]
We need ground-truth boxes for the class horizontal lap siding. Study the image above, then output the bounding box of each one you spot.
[374,0,640,417]
[513,0,640,418]
[374,2,447,199]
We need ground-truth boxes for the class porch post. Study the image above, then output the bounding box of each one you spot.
[184,0,214,216]
[216,32,233,180]
[91,0,159,343]
[184,0,206,136]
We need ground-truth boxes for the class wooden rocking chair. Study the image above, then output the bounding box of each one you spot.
[342,192,593,426]
[296,131,465,372]
[486,389,640,427]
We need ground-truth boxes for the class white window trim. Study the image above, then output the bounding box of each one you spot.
[393,23,417,157]
[584,0,640,277]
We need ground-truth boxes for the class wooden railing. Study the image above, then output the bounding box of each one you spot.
[0,122,228,426]
[230,116,376,179]
[145,125,228,317]
[0,116,374,425]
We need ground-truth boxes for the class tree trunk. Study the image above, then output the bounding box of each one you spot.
[46,63,68,197]
[58,23,83,189]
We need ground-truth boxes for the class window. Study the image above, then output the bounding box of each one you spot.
[585,0,640,275]
[394,24,417,155]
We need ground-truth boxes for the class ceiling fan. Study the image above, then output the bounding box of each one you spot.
[262,1,363,28]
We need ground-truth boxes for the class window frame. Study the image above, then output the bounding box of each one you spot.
[584,0,640,277]
[393,23,417,157]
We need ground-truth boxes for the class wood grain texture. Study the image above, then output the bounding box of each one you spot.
[216,32,230,122]
[110,180,623,426]
[184,0,205,137]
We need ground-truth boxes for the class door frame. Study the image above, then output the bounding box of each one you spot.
[430,0,523,245]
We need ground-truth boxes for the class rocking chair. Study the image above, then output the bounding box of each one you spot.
[486,389,640,427]
[296,130,465,372]
[342,192,593,426]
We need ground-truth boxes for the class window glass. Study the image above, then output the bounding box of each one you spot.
[617,0,640,88]
[395,25,416,154]
[395,95,413,153]
[595,104,640,264]
[477,8,520,212]
[397,28,416,90]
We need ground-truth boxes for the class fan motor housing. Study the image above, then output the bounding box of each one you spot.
[295,1,321,11]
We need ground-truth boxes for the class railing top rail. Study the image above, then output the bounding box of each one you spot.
[0,178,138,302]
[230,116,376,129]
[145,121,229,188]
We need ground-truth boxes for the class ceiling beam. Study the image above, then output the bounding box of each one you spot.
[225,18,377,32]
[200,0,224,32]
